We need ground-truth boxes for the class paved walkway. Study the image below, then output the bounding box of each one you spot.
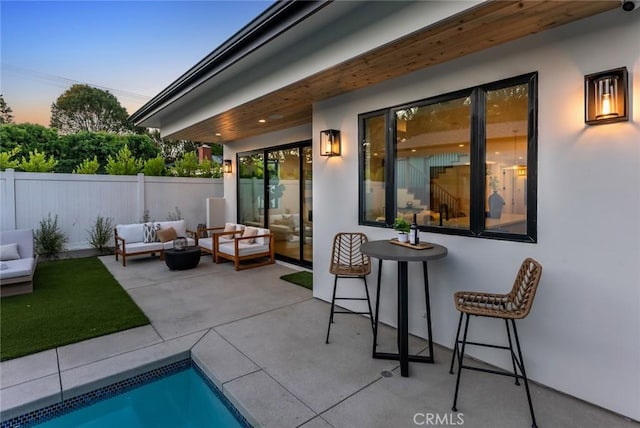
[1,256,638,427]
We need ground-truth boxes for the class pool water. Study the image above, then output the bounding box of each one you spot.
[36,368,244,428]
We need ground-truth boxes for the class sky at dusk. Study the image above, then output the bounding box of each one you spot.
[0,0,275,126]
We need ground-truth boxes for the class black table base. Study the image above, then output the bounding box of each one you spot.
[165,247,201,270]
[372,259,435,376]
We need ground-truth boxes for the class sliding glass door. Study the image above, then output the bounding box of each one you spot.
[237,141,312,268]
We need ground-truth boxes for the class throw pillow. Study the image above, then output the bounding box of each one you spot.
[241,226,259,244]
[222,223,238,239]
[156,227,178,243]
[0,243,20,261]
[143,223,158,243]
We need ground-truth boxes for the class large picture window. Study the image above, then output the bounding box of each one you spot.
[359,73,537,242]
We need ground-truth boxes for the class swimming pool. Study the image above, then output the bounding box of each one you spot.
[2,360,251,428]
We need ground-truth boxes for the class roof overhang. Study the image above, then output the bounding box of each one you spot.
[131,0,620,144]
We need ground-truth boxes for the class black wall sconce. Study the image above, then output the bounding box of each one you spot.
[320,129,341,156]
[585,67,628,125]
[223,159,232,174]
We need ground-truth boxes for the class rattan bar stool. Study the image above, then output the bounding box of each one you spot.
[449,258,543,428]
[325,232,374,344]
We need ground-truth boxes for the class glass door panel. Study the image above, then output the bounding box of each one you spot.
[238,152,265,227]
[237,142,312,268]
[302,146,312,264]
[267,148,302,264]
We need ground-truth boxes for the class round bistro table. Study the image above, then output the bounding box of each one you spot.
[360,240,448,377]
[164,247,201,270]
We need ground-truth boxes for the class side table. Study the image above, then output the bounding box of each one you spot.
[165,247,201,270]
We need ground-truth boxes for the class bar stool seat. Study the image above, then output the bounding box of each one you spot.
[449,257,543,428]
[325,232,374,344]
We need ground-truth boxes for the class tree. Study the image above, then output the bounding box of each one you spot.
[0,95,14,124]
[169,151,199,177]
[50,84,132,134]
[147,129,222,163]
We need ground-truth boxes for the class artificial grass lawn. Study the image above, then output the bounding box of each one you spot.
[0,257,149,361]
[280,271,313,290]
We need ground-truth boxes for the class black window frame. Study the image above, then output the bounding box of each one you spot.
[358,72,538,243]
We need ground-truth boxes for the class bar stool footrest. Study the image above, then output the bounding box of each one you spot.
[373,351,434,364]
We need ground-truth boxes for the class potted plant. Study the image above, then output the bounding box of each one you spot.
[392,217,410,242]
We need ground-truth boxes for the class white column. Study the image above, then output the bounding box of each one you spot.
[3,169,17,230]
[137,173,145,223]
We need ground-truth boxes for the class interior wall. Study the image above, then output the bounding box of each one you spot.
[313,9,640,420]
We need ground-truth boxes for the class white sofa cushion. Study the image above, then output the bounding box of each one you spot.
[254,228,271,245]
[117,241,164,252]
[0,243,20,261]
[199,237,213,251]
[155,220,187,238]
[116,224,144,243]
[0,229,35,260]
[218,242,270,257]
[0,257,36,279]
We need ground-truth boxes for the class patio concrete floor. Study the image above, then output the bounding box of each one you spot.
[1,255,638,427]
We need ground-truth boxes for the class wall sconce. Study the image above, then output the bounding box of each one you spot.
[320,129,341,156]
[585,67,628,125]
[223,159,232,174]
[517,166,527,177]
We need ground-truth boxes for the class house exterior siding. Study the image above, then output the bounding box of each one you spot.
[311,9,639,420]
[141,3,639,420]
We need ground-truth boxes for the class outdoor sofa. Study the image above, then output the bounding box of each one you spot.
[0,228,38,297]
[114,220,198,266]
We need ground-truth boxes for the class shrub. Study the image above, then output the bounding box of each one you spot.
[87,215,114,255]
[74,156,100,174]
[0,146,20,170]
[143,155,165,176]
[167,206,183,221]
[169,151,198,177]
[19,149,57,172]
[140,209,152,223]
[105,144,143,175]
[35,213,68,260]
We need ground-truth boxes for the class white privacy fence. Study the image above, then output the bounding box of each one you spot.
[0,170,224,248]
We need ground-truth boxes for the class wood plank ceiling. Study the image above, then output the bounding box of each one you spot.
[166,1,619,144]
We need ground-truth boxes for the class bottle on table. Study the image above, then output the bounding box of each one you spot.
[409,213,419,245]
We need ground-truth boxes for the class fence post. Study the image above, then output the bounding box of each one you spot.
[137,173,145,222]
[2,169,17,230]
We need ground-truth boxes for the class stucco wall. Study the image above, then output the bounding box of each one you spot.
[313,8,640,420]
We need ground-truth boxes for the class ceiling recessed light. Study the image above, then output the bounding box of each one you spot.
[411,149,416,152]
[258,119,267,123]
[215,133,221,137]
[459,144,464,147]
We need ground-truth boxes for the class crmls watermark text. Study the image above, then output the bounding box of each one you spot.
[413,412,464,426]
